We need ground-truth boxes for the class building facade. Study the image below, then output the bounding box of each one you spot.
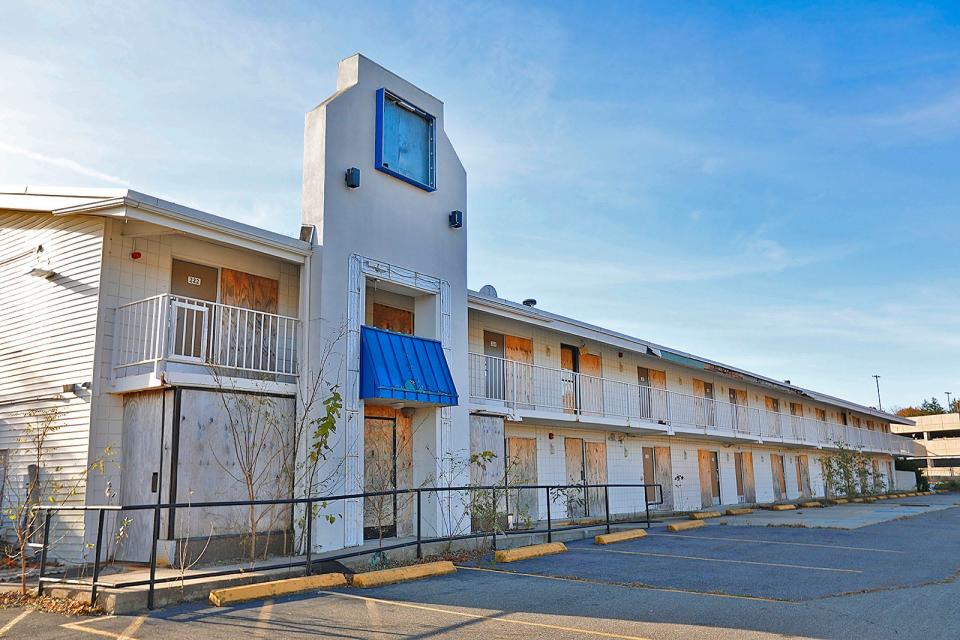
[0,54,919,564]
[892,414,960,482]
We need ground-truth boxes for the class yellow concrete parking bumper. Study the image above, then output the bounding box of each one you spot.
[209,572,347,606]
[495,542,567,563]
[352,561,456,588]
[725,508,753,516]
[689,511,721,520]
[833,498,849,504]
[595,529,648,545]
[667,520,705,532]
[799,501,823,508]
[769,504,797,511]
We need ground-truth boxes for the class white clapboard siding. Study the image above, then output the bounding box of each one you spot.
[0,212,105,562]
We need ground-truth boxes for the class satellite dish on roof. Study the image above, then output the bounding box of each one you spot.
[479,284,498,298]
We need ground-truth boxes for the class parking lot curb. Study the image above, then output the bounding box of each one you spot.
[595,529,648,545]
[495,542,567,563]
[667,520,705,532]
[799,501,823,508]
[851,498,865,503]
[833,498,849,504]
[208,572,347,606]
[689,511,721,520]
[725,508,753,516]
[352,561,456,588]
[769,504,797,511]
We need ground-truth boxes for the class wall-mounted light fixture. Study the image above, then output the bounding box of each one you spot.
[448,210,463,228]
[345,167,361,189]
[62,382,92,395]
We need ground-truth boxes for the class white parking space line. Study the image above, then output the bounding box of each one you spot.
[0,610,31,636]
[580,547,863,573]
[647,532,904,553]
[457,565,794,602]
[61,614,146,640]
[316,590,654,640]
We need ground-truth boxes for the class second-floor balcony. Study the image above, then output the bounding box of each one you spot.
[468,353,919,457]
[111,294,299,392]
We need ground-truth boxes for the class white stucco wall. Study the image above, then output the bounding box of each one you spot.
[301,54,469,550]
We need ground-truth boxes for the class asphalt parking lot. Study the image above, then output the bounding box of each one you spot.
[5,494,959,640]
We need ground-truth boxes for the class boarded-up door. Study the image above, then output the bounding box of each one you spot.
[693,379,716,427]
[698,450,720,507]
[644,446,673,510]
[363,407,413,540]
[729,388,748,432]
[740,451,756,502]
[506,437,538,527]
[579,353,603,415]
[649,369,668,420]
[469,415,506,531]
[219,268,280,369]
[564,437,586,518]
[771,454,786,501]
[796,454,811,497]
[505,335,534,408]
[585,441,608,518]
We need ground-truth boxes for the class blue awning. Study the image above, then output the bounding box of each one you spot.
[359,325,459,406]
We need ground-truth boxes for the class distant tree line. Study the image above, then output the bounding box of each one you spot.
[893,397,959,418]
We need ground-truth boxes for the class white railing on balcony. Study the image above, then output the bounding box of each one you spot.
[469,353,916,456]
[113,294,299,378]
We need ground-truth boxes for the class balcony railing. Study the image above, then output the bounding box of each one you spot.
[469,353,918,456]
[112,294,299,380]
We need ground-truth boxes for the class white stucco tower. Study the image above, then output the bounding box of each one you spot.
[301,54,469,550]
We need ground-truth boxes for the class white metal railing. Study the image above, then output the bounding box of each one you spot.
[468,353,916,456]
[113,294,299,378]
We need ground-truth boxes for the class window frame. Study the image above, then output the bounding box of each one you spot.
[374,88,437,192]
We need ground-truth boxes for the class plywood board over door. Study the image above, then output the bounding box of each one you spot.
[220,267,280,368]
[771,454,787,501]
[736,451,756,503]
[507,437,538,528]
[585,441,608,518]
[564,437,586,518]
[579,353,603,415]
[644,446,673,510]
[363,406,413,540]
[698,450,720,507]
[469,415,506,531]
[796,454,811,497]
[504,335,534,408]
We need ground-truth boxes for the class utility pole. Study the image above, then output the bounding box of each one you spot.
[947,392,953,414]
[872,375,883,411]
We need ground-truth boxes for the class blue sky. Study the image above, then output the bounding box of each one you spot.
[2,1,959,410]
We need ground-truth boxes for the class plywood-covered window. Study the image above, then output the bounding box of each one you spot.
[815,408,827,422]
[371,303,414,335]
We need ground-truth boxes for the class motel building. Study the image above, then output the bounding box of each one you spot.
[0,55,920,566]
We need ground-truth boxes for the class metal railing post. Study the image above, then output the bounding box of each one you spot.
[416,490,422,559]
[36,510,52,596]
[90,509,106,606]
[147,505,161,610]
[545,487,552,543]
[644,487,652,529]
[305,499,313,575]
[604,486,611,534]
[491,487,497,552]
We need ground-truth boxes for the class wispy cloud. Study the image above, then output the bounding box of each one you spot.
[0,142,127,184]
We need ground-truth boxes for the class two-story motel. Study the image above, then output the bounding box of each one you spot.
[0,54,919,564]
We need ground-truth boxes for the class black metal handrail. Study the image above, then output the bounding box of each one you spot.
[35,482,663,609]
